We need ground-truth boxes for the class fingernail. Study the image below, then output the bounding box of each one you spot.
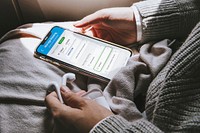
[60,86,70,93]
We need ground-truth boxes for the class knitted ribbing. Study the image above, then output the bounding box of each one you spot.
[91,115,162,133]
[91,0,200,132]
[134,0,200,42]
[91,23,200,133]
[147,22,200,132]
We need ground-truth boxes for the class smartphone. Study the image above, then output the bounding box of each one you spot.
[34,26,132,82]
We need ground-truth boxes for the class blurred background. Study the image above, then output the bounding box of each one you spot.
[0,0,140,38]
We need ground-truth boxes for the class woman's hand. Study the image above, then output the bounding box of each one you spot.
[74,7,137,46]
[45,86,113,133]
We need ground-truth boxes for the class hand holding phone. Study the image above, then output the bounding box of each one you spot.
[35,26,132,82]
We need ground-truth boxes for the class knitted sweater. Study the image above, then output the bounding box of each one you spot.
[91,0,200,132]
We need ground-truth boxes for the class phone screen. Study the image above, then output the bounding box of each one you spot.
[36,26,132,80]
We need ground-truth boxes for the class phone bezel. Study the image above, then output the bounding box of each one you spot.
[34,26,133,83]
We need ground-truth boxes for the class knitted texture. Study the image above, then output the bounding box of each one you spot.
[147,22,200,132]
[91,22,200,133]
[91,0,200,132]
[91,115,162,133]
[134,0,200,42]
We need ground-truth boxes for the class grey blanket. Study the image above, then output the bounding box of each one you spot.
[0,22,173,133]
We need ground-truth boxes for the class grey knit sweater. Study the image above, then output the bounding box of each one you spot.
[91,0,200,132]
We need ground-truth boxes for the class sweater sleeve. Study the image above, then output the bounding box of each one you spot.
[134,0,200,42]
[90,115,163,133]
[90,22,200,133]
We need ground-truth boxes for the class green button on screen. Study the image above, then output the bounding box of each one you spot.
[59,37,65,44]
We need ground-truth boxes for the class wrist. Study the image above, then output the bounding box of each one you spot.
[130,5,142,42]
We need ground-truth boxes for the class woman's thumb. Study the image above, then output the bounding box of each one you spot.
[61,86,85,108]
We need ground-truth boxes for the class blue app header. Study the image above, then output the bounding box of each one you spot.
[37,26,64,55]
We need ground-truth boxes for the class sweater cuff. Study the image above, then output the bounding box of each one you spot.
[134,0,179,42]
[131,5,142,42]
[89,115,131,133]
[134,0,200,42]
[90,115,163,133]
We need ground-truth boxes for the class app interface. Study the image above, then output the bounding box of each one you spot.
[37,27,131,79]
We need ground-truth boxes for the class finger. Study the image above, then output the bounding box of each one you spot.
[74,10,108,28]
[45,91,62,110]
[76,90,86,96]
[61,88,86,109]
[81,25,93,33]
[91,25,114,42]
[46,92,82,122]
[61,86,86,97]
[91,27,98,37]
[60,85,71,92]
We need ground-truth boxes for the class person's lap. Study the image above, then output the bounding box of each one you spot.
[0,22,91,133]
[0,21,175,133]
